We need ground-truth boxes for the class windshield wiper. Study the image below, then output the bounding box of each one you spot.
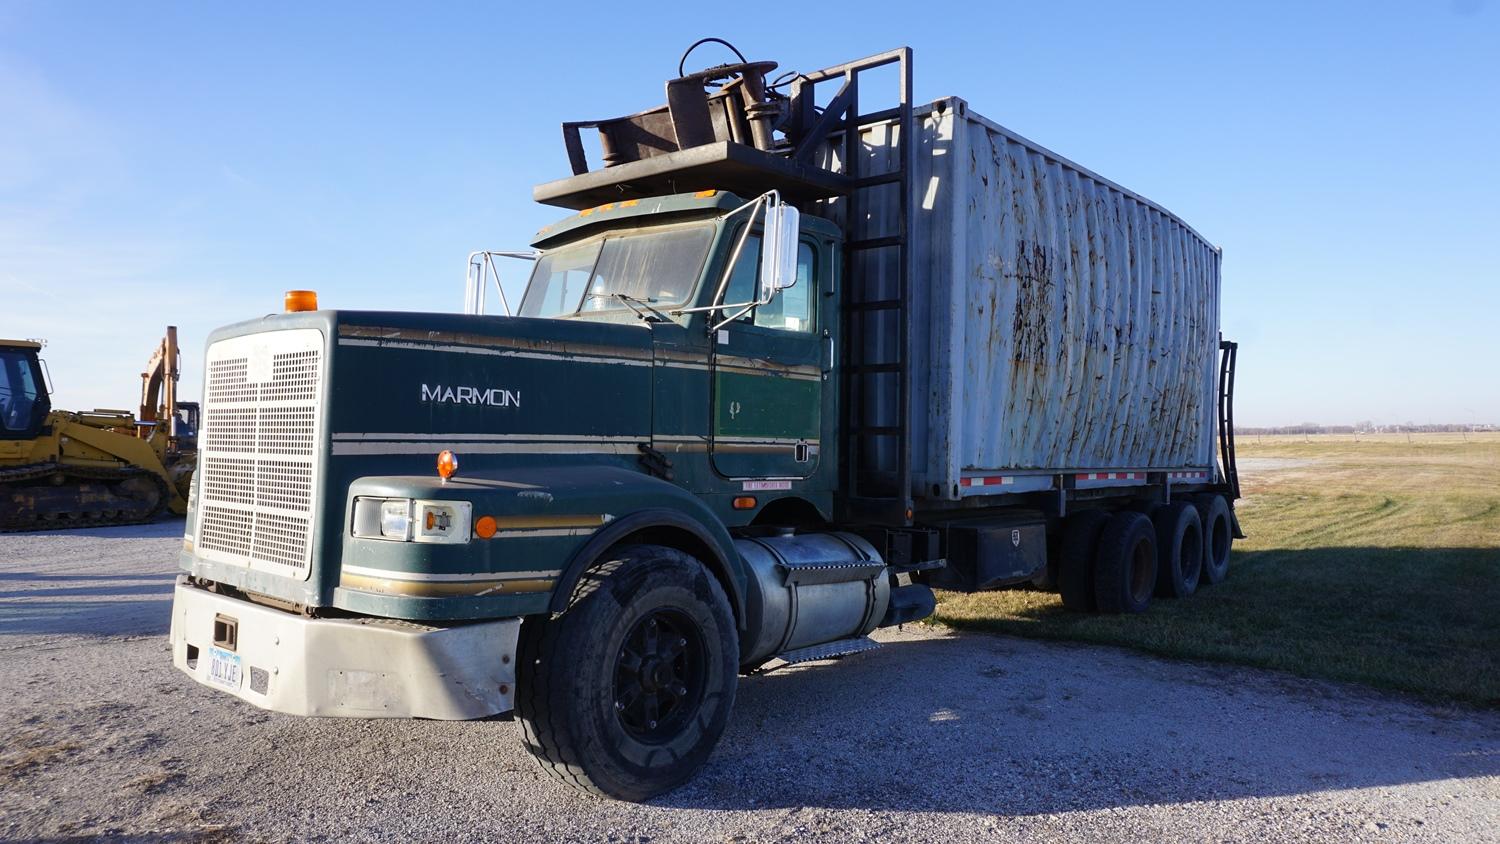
[585,292,671,323]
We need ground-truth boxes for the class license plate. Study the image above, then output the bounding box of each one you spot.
[207,646,243,691]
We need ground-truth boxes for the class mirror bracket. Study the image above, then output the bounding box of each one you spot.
[678,191,801,334]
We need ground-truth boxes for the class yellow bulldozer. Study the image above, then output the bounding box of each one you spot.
[0,327,198,531]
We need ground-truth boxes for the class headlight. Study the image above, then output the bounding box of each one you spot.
[353,497,472,545]
[380,500,412,539]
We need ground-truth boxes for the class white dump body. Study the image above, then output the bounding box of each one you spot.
[834,97,1222,502]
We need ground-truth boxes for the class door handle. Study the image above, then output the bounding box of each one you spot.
[822,330,834,375]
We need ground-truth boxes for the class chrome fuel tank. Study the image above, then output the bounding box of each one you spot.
[736,531,890,665]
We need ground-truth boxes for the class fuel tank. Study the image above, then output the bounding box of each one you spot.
[736,531,890,666]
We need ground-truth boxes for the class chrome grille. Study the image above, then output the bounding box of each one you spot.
[195,329,323,580]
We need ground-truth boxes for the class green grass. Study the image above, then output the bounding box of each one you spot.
[932,433,1500,706]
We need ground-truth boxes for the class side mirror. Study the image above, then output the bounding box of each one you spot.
[758,201,800,302]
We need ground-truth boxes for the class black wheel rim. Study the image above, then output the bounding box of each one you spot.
[613,609,707,743]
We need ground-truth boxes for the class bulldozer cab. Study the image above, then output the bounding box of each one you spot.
[0,340,50,439]
[172,401,200,451]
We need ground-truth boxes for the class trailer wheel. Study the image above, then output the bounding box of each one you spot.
[1151,501,1202,598]
[1192,495,1234,585]
[1093,511,1157,614]
[1058,510,1109,612]
[516,544,738,801]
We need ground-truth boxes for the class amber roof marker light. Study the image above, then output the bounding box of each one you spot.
[284,290,319,312]
[437,450,459,484]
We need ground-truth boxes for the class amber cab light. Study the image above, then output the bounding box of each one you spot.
[437,450,459,481]
[732,496,757,510]
[284,290,319,312]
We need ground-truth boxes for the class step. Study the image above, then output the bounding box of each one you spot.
[779,558,886,586]
[774,636,882,665]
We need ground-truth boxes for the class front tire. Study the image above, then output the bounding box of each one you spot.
[516,544,738,801]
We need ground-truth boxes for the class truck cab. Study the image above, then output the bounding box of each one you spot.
[169,186,911,801]
[520,190,838,496]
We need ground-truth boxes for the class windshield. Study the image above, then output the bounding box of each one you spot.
[0,349,43,433]
[519,224,713,319]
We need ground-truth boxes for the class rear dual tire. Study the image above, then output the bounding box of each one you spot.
[1093,511,1157,614]
[1152,501,1203,599]
[1192,494,1234,586]
[1058,510,1109,612]
[1059,509,1157,614]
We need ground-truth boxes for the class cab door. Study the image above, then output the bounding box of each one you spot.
[709,236,825,480]
[0,346,50,440]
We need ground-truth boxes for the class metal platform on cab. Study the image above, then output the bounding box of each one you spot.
[532,141,852,210]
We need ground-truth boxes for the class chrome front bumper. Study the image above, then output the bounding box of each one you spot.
[168,577,519,719]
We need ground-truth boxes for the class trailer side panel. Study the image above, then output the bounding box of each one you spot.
[839,98,1222,502]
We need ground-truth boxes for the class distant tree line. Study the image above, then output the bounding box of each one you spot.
[1236,422,1498,435]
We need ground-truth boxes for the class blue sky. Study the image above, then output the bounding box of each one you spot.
[1,1,1496,426]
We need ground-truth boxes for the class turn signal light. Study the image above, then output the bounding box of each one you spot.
[284,290,319,312]
[474,515,498,539]
[732,496,757,510]
[437,450,459,481]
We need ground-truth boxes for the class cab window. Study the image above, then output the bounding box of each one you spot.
[580,226,713,313]
[721,237,817,332]
[0,350,42,433]
[519,241,600,318]
[519,223,715,318]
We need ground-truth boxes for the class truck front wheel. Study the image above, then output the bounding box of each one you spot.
[516,544,738,801]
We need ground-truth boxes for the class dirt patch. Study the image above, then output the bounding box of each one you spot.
[1236,456,1319,472]
[0,729,82,778]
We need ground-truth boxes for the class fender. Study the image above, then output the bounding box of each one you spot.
[339,465,744,624]
[548,506,744,621]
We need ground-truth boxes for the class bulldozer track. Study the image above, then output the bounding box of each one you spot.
[0,461,174,533]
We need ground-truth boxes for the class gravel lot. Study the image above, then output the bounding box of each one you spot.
[2,522,1497,843]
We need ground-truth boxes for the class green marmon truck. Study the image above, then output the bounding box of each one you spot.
[169,45,1242,800]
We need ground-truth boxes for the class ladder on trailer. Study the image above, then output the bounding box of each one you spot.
[792,49,916,525]
[1218,338,1241,500]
